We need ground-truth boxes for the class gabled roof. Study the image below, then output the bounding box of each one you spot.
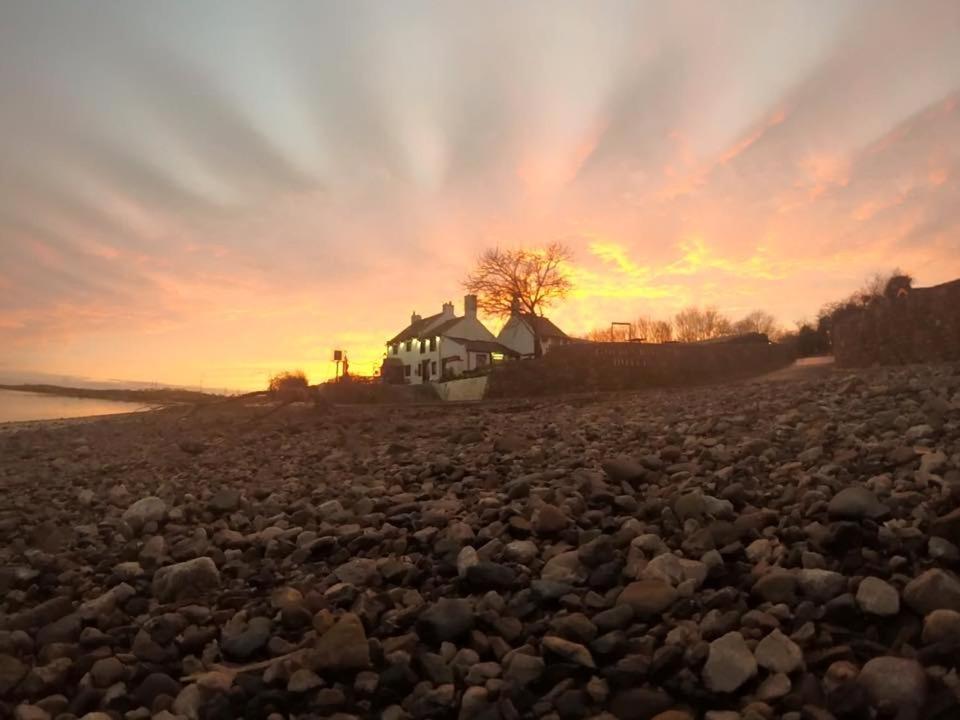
[518,313,568,339]
[428,317,462,338]
[387,314,468,345]
[446,337,520,357]
[387,312,444,345]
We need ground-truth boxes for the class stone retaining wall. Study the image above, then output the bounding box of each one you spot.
[486,340,795,397]
[832,279,960,366]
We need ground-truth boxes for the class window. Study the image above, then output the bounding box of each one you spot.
[420,340,426,354]
[416,364,421,376]
[392,344,398,355]
[431,361,437,376]
[404,365,411,377]
[429,337,437,351]
[405,340,412,352]
[476,353,488,366]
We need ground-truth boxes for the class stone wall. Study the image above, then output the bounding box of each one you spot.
[486,339,794,397]
[832,279,960,367]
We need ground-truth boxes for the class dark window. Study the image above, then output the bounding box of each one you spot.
[429,337,437,351]
[476,353,488,366]
[392,344,398,355]
[405,340,412,352]
[420,340,426,354]
[404,365,410,377]
[431,361,437,375]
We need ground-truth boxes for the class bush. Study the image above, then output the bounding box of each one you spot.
[268,370,310,402]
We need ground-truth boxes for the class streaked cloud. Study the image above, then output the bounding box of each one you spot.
[1,1,959,389]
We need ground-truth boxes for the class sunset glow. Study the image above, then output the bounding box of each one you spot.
[2,1,959,390]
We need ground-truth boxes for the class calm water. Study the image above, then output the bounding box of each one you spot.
[0,389,152,423]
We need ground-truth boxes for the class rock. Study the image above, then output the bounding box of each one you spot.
[152,557,220,602]
[541,635,595,668]
[13,706,50,720]
[504,540,538,564]
[493,433,526,453]
[172,683,203,720]
[856,577,900,616]
[0,653,28,695]
[608,688,673,720]
[133,672,181,707]
[208,488,241,512]
[89,657,124,687]
[334,558,380,586]
[418,598,474,642]
[309,613,370,670]
[464,561,515,590]
[617,580,678,617]
[827,487,888,519]
[503,652,544,687]
[121,496,167,530]
[921,608,960,644]
[703,632,757,692]
[287,668,323,692]
[756,672,791,701]
[931,507,960,545]
[754,629,803,674]
[857,656,927,709]
[602,457,646,485]
[798,569,846,602]
[456,546,479,578]
[753,571,798,603]
[534,504,569,534]
[540,550,586,584]
[903,569,960,614]
[929,536,960,563]
[221,616,271,660]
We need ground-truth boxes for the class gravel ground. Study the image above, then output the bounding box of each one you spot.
[1,362,960,720]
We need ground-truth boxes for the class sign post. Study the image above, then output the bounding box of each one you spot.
[333,349,343,381]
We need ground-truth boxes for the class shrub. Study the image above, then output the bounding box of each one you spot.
[268,370,310,402]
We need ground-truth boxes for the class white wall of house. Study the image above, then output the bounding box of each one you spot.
[385,295,500,384]
[387,336,444,385]
[497,316,569,356]
[497,316,535,356]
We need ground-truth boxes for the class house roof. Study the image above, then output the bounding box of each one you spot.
[387,312,445,345]
[447,337,520,357]
[518,313,568,339]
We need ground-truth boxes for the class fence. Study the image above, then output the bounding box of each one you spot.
[486,339,795,397]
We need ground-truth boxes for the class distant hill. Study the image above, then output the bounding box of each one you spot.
[0,384,224,405]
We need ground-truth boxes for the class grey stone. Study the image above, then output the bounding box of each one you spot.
[827,486,888,519]
[856,577,900,616]
[703,632,757,692]
[857,656,927,709]
[152,557,220,602]
[754,629,803,674]
[904,569,960,614]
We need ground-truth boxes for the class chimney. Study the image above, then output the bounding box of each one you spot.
[411,311,421,325]
[510,295,521,316]
[442,301,455,317]
[464,294,477,318]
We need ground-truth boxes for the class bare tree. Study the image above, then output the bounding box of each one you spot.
[649,319,674,343]
[733,310,781,339]
[673,306,733,342]
[464,242,573,357]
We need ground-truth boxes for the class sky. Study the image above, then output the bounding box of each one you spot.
[1,1,959,391]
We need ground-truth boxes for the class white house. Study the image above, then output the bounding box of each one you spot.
[496,299,572,357]
[385,295,518,384]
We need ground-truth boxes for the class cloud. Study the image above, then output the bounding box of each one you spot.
[1,1,959,388]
